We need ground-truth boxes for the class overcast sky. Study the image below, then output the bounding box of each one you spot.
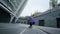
[20,0,60,17]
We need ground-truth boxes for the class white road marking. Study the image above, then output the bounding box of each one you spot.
[19,28,27,34]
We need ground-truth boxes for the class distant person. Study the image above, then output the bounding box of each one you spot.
[29,16,35,28]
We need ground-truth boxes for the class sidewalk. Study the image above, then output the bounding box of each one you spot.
[33,25,60,34]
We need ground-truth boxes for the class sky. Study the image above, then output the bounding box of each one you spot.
[20,0,60,17]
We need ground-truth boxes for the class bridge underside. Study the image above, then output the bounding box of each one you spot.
[0,7,11,23]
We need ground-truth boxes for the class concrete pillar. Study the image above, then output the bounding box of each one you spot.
[9,14,14,23]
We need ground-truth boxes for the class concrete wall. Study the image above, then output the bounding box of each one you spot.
[34,6,60,28]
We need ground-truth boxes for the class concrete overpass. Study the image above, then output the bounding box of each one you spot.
[0,0,28,23]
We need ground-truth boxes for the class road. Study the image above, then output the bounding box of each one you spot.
[0,23,60,34]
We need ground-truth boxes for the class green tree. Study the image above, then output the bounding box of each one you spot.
[49,0,58,8]
[31,12,42,17]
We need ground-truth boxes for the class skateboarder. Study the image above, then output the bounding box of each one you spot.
[29,16,35,28]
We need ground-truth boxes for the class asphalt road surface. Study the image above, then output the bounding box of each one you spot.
[0,23,60,34]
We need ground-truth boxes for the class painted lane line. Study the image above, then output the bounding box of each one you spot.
[19,28,27,34]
